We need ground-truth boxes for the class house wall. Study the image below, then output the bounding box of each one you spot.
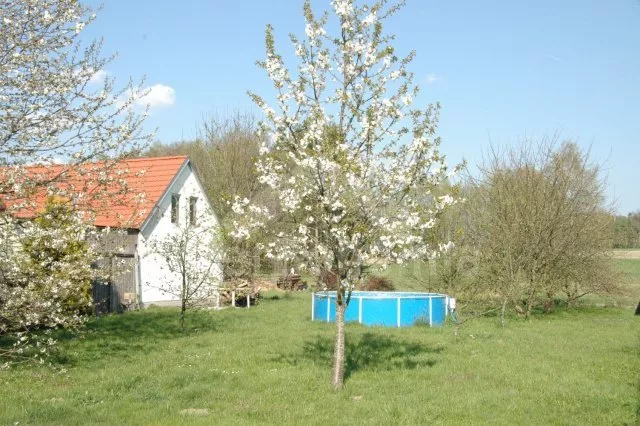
[137,163,222,306]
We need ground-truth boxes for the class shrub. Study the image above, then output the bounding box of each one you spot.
[360,276,395,291]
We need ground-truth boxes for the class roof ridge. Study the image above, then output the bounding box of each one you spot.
[125,155,189,162]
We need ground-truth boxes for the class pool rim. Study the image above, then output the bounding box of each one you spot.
[312,290,449,299]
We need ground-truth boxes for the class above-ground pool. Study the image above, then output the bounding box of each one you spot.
[311,291,449,327]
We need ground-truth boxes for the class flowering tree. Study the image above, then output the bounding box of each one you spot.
[0,199,96,366]
[0,0,149,196]
[145,210,222,332]
[233,0,460,388]
[0,0,150,364]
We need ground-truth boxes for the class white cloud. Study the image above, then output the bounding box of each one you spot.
[544,54,564,63]
[134,84,176,108]
[89,69,109,84]
[426,73,441,84]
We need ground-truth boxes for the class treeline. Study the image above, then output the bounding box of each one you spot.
[612,213,640,249]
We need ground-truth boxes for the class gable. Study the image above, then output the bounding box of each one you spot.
[139,160,216,237]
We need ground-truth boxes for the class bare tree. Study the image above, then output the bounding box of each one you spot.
[146,113,275,281]
[145,211,222,331]
[468,138,617,321]
[146,112,263,221]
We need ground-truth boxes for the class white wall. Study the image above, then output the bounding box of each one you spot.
[137,162,222,305]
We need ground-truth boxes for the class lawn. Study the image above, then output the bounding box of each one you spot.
[0,289,638,425]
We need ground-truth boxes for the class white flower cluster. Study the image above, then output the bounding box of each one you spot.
[0,0,151,204]
[233,0,461,292]
[0,0,152,365]
[0,206,103,364]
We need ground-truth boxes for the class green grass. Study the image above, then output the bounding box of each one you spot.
[0,291,638,425]
[614,259,640,305]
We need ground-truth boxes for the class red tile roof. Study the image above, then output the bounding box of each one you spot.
[1,156,188,229]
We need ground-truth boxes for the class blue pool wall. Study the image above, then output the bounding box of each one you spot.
[312,291,449,327]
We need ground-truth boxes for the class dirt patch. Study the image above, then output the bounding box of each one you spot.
[253,278,279,290]
[612,250,640,259]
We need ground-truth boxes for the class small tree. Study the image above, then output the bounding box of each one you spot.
[0,199,96,364]
[469,139,616,319]
[234,0,460,389]
[146,211,222,331]
[0,0,150,365]
[145,113,267,280]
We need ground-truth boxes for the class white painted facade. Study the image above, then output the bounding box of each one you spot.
[135,161,222,306]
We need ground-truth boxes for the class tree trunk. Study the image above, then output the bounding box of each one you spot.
[331,301,346,390]
[180,272,186,332]
[180,303,185,332]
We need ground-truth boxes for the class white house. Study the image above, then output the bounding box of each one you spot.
[3,155,222,310]
[134,156,222,307]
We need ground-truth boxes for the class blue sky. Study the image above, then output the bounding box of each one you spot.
[83,0,640,214]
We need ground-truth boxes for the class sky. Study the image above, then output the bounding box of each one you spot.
[83,0,640,214]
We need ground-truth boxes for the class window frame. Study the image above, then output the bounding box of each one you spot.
[189,196,198,226]
[171,193,180,224]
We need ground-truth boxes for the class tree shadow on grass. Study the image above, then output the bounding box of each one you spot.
[46,308,227,366]
[278,332,443,380]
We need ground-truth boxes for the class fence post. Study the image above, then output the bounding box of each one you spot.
[311,292,315,320]
[232,291,236,307]
[246,295,250,308]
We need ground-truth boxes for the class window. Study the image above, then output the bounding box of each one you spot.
[189,196,198,225]
[171,194,180,224]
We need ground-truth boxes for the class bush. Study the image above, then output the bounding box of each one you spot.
[316,269,339,291]
[360,276,394,291]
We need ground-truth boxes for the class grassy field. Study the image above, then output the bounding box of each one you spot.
[0,288,638,424]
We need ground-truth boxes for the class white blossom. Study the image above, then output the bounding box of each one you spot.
[233,0,460,300]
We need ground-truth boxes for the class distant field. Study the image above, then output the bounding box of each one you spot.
[613,249,640,259]
[381,258,640,309]
[611,258,640,307]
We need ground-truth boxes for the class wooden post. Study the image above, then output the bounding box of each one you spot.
[232,291,236,307]
[246,295,250,308]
